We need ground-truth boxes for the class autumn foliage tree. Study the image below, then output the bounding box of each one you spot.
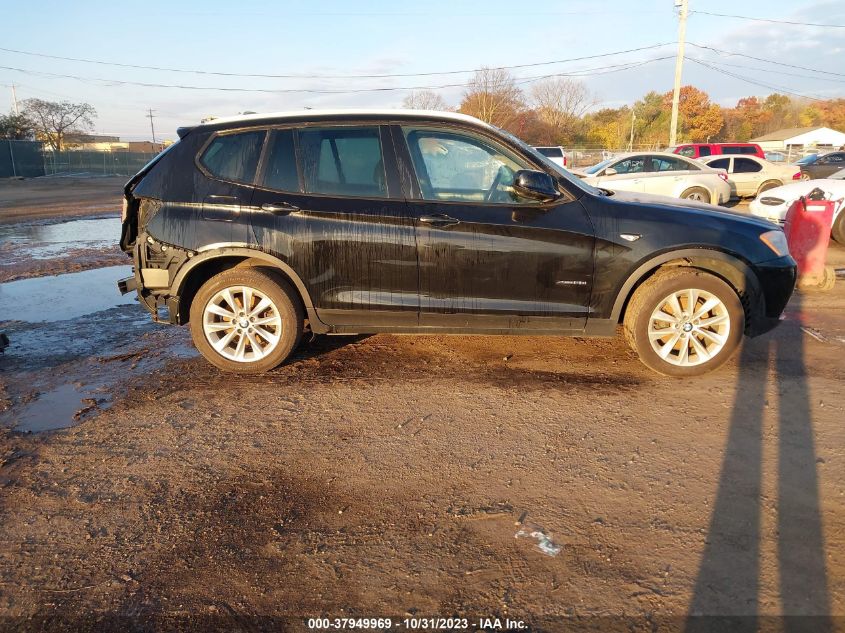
[663,86,723,142]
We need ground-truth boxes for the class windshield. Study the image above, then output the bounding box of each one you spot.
[796,154,817,165]
[496,128,601,195]
[585,158,614,174]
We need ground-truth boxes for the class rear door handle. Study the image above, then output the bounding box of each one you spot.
[261,202,299,214]
[419,214,460,227]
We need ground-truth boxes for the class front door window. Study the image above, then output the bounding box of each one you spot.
[402,127,540,204]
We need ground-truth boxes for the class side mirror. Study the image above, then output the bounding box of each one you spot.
[604,167,618,176]
[512,170,559,202]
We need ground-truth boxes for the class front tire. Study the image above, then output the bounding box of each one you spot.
[756,180,782,197]
[189,268,303,373]
[624,269,745,377]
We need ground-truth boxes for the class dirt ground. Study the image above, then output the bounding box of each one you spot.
[0,178,844,632]
[0,176,125,225]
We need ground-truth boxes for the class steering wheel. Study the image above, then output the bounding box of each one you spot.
[484,165,507,202]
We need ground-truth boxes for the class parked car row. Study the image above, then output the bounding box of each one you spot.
[567,151,806,205]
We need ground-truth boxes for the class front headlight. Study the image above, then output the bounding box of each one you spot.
[760,230,790,257]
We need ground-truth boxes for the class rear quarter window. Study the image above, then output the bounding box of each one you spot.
[200,130,266,184]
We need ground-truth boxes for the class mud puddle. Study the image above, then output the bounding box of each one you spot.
[0,266,195,432]
[0,265,135,322]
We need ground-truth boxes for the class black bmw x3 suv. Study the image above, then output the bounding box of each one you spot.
[118,109,796,376]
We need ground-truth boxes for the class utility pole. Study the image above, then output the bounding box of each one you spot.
[669,0,689,147]
[11,84,19,114]
[146,108,157,144]
[628,108,636,152]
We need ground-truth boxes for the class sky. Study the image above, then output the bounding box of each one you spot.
[1,0,843,141]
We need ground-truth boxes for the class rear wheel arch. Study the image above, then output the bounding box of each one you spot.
[680,186,711,203]
[172,248,318,328]
[612,250,761,331]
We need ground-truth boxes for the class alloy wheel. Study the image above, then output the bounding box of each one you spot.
[647,288,731,367]
[202,285,282,362]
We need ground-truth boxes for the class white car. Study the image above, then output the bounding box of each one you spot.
[533,146,568,168]
[748,179,845,243]
[578,152,731,204]
[700,155,801,198]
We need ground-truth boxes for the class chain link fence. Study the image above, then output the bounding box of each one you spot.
[1,140,157,179]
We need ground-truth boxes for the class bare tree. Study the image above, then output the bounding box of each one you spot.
[458,67,525,129]
[402,90,450,111]
[21,99,97,151]
[531,78,595,142]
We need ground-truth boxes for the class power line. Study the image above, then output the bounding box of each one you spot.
[690,10,845,28]
[687,57,845,84]
[687,43,845,78]
[0,42,673,79]
[0,57,672,95]
[688,58,826,101]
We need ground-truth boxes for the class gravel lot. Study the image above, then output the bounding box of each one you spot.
[0,178,843,631]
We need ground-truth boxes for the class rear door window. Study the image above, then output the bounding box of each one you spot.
[697,146,712,157]
[298,126,387,198]
[733,158,762,173]
[200,130,266,184]
[260,129,300,192]
[536,147,563,158]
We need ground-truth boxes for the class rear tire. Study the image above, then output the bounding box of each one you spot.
[681,187,710,203]
[624,269,745,377]
[832,211,845,245]
[189,268,303,373]
[800,172,811,181]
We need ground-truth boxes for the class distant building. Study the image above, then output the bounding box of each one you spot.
[127,141,165,153]
[62,133,125,151]
[751,127,845,153]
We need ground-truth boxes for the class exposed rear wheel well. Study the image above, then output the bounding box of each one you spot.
[177,256,303,325]
[617,256,758,332]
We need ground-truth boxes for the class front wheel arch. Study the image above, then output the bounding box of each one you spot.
[612,250,761,333]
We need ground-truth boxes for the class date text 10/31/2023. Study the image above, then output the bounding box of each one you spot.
[306,617,528,630]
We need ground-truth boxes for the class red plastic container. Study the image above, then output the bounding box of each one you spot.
[783,193,837,288]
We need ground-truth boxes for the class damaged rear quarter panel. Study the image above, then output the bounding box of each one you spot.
[132,131,252,251]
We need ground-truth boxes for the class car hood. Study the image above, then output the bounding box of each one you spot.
[754,179,845,201]
[605,189,776,230]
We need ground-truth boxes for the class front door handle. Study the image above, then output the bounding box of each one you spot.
[419,214,460,227]
[261,202,299,214]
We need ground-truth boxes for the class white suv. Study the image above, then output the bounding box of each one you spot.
[534,146,568,169]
